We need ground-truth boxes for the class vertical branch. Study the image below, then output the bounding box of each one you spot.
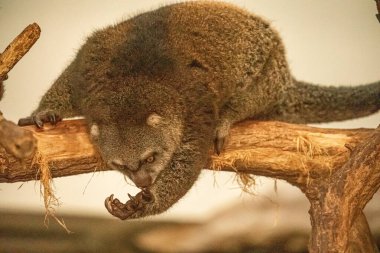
[347,212,379,253]
[307,127,380,253]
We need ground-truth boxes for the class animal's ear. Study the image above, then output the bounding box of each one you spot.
[146,113,163,127]
[90,123,100,139]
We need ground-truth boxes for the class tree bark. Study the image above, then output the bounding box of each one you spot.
[0,120,104,182]
[306,126,380,253]
[0,23,41,79]
[0,119,372,183]
[0,113,36,160]
[0,23,41,159]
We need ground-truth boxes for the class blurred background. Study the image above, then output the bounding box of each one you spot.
[0,0,379,252]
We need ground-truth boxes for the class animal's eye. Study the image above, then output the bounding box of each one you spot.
[146,155,155,163]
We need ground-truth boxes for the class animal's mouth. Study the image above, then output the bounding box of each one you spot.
[107,160,154,188]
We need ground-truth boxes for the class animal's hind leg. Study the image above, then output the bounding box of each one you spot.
[214,51,290,154]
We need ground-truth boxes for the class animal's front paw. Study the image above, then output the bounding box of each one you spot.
[104,189,154,220]
[214,120,231,155]
[18,110,62,128]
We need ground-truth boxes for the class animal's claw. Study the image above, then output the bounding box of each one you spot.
[141,188,154,203]
[105,189,154,220]
[18,110,62,128]
[214,121,231,155]
[128,193,136,201]
[32,115,44,128]
[48,113,59,125]
[214,130,225,156]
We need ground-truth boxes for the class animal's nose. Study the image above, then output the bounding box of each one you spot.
[110,159,137,171]
[130,171,153,188]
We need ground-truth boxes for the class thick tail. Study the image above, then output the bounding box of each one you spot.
[260,79,380,124]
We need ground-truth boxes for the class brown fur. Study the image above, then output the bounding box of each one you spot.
[31,1,380,219]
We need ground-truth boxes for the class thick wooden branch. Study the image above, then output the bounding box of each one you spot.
[0,120,104,182]
[307,125,380,253]
[211,121,373,189]
[0,119,373,184]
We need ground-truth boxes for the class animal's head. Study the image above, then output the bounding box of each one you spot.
[84,84,184,189]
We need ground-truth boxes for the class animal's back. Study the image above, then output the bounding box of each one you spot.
[75,1,288,106]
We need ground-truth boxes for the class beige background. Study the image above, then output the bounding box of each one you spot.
[0,0,379,226]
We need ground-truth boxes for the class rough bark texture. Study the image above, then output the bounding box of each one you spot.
[0,113,36,160]
[0,23,41,79]
[306,126,380,253]
[0,23,41,160]
[0,120,104,182]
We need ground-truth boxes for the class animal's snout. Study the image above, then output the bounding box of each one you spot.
[130,170,153,188]
[109,158,153,188]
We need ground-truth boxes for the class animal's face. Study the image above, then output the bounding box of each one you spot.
[89,112,183,188]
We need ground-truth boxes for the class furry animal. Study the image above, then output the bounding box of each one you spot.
[25,1,380,220]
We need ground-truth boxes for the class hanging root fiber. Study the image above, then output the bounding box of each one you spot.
[32,148,72,233]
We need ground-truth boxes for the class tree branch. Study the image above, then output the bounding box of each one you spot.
[0,23,40,160]
[0,23,41,79]
[307,125,380,253]
[0,113,36,160]
[0,119,373,183]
